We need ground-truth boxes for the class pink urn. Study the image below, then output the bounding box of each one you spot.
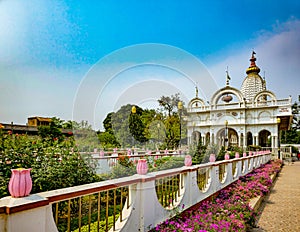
[100,150,105,157]
[224,153,230,160]
[235,152,240,158]
[136,159,148,175]
[184,155,192,166]
[243,152,247,157]
[8,168,32,198]
[209,154,216,162]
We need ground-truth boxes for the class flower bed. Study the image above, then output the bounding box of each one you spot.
[151,160,282,232]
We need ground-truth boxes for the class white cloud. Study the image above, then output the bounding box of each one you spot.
[208,18,300,102]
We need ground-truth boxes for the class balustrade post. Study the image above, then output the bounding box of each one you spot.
[235,159,242,177]
[0,195,57,232]
[180,170,201,208]
[120,175,166,232]
[210,165,220,193]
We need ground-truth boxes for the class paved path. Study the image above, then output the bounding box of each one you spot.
[252,160,300,232]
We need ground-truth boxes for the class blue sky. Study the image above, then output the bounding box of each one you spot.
[1,0,300,129]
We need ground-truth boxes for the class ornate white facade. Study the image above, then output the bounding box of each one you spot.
[187,52,292,152]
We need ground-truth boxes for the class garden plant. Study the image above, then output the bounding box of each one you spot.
[151,160,282,232]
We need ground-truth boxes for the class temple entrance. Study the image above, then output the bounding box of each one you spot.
[258,130,271,148]
[217,128,238,148]
[205,132,210,145]
[191,131,201,145]
[247,132,253,146]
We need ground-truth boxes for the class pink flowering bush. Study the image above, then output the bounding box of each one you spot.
[151,160,282,232]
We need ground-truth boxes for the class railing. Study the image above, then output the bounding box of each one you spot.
[84,150,186,174]
[187,97,291,113]
[0,152,271,232]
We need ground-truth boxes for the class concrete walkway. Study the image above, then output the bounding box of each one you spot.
[253,160,300,231]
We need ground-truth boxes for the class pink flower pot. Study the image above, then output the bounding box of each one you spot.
[209,154,216,162]
[243,152,247,157]
[249,151,253,156]
[224,153,230,160]
[235,152,240,158]
[8,168,32,198]
[184,155,192,166]
[100,150,104,157]
[136,159,148,175]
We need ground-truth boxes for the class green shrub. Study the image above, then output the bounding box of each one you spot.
[0,133,99,198]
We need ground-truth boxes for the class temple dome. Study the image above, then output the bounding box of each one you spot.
[241,52,264,102]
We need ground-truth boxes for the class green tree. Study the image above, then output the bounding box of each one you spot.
[98,113,120,149]
[38,117,64,143]
[157,93,186,149]
[281,101,300,144]
[103,112,114,131]
[292,101,300,130]
[111,104,150,147]
[129,105,148,143]
[111,104,133,147]
[158,93,181,117]
[98,131,120,149]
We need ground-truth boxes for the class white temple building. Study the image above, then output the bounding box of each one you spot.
[186,52,293,153]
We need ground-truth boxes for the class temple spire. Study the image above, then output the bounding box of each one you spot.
[226,66,231,86]
[246,51,260,74]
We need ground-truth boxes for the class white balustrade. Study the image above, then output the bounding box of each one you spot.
[0,152,271,232]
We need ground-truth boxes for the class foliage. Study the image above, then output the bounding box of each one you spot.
[158,93,182,117]
[0,131,99,198]
[191,140,207,164]
[281,129,300,144]
[74,130,100,152]
[149,156,185,172]
[38,117,64,143]
[111,104,137,147]
[151,160,282,232]
[140,109,157,141]
[163,115,181,149]
[129,106,148,143]
[99,112,121,149]
[247,145,262,151]
[72,215,115,232]
[291,101,300,130]
[217,146,226,161]
[98,131,120,149]
[100,93,187,149]
[110,163,136,179]
[157,93,187,149]
[279,101,300,144]
[103,112,114,131]
[99,155,185,180]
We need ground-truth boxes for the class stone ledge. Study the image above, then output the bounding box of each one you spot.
[249,172,278,212]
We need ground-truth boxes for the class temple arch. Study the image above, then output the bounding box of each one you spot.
[210,86,244,106]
